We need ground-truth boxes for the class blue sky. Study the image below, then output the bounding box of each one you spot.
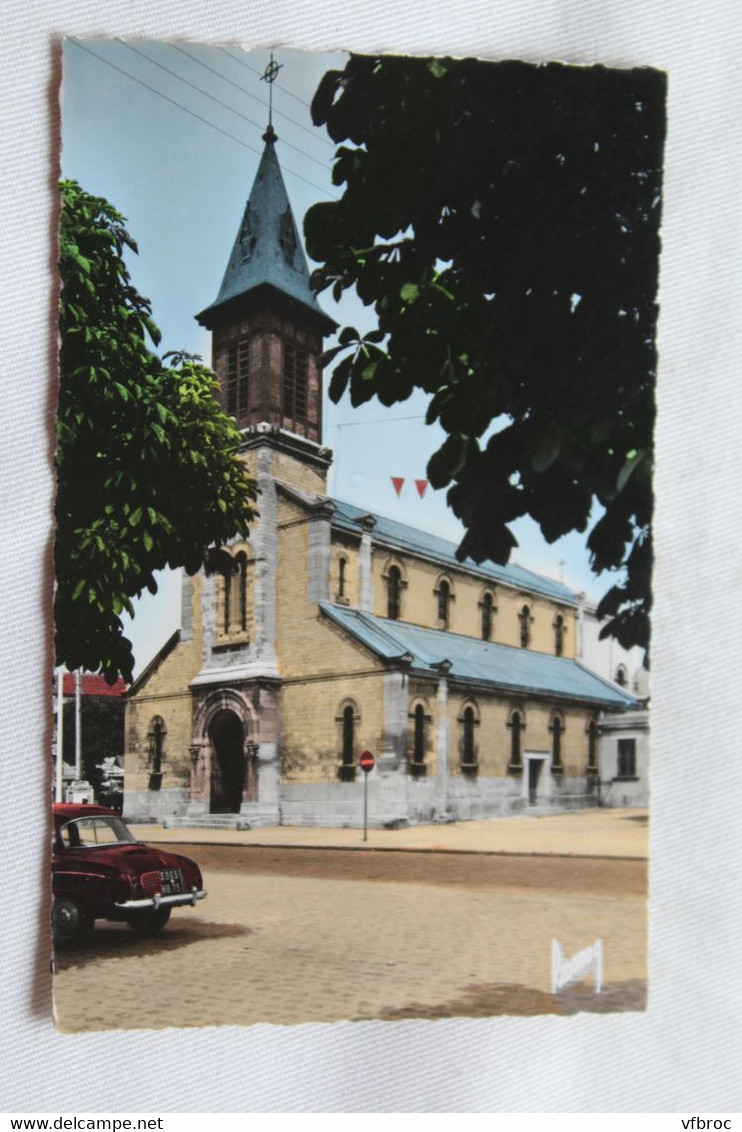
[62,39,614,674]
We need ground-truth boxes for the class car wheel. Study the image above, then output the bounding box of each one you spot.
[128,907,171,938]
[52,898,93,945]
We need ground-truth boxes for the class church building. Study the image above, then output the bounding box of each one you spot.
[123,123,639,828]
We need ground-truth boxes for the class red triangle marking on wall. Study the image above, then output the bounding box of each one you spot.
[415,479,428,498]
[391,477,405,496]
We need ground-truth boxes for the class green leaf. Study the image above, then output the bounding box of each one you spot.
[427,58,448,79]
[428,435,469,488]
[617,448,646,494]
[530,425,563,473]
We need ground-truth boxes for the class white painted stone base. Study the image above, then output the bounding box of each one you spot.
[123,787,190,823]
[124,774,607,829]
[278,772,598,827]
[601,780,648,807]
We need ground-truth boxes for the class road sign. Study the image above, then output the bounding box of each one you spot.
[359,751,375,842]
[359,750,375,773]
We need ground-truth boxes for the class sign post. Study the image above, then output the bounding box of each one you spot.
[359,750,375,842]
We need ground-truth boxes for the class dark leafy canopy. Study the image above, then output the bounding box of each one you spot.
[57,181,257,683]
[305,56,665,655]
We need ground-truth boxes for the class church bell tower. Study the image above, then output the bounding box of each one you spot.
[196,122,336,489]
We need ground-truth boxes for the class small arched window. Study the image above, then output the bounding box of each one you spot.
[236,552,248,633]
[342,706,354,763]
[387,565,402,620]
[283,340,308,421]
[615,664,628,687]
[481,591,495,641]
[550,713,565,774]
[337,701,359,781]
[224,551,249,635]
[408,703,428,777]
[413,705,425,763]
[519,605,532,648]
[146,716,166,791]
[507,710,524,773]
[337,556,347,599]
[587,718,599,772]
[437,578,452,628]
[225,336,251,421]
[554,613,565,657]
[459,703,478,774]
[147,717,166,773]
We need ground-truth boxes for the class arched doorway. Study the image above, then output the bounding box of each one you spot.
[209,709,245,814]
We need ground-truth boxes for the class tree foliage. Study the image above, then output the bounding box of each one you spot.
[56,181,257,682]
[305,56,665,654]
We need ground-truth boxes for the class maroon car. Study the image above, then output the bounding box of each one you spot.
[52,803,206,944]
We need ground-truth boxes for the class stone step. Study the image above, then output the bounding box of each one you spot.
[164,815,255,831]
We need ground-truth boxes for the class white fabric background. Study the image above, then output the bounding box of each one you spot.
[1,0,740,1113]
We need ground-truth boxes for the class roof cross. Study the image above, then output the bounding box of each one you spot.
[260,52,283,135]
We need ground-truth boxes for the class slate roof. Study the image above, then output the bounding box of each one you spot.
[328,497,579,606]
[319,603,638,710]
[61,673,127,697]
[197,128,336,334]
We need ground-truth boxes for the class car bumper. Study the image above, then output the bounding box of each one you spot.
[114,887,207,911]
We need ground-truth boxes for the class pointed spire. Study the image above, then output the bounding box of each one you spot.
[197,126,335,335]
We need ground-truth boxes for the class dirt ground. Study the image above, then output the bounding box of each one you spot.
[53,844,647,1031]
[187,843,647,895]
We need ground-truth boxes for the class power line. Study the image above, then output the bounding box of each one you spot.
[333,415,425,428]
[218,44,338,127]
[117,39,331,175]
[171,43,335,151]
[69,40,339,200]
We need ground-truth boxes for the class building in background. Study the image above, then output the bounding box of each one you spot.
[54,672,127,809]
[577,599,649,808]
[123,124,640,828]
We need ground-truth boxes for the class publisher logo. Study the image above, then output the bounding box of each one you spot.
[551,938,604,995]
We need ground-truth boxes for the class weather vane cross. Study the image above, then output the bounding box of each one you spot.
[261,52,283,132]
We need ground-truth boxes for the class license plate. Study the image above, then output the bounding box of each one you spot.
[159,868,183,895]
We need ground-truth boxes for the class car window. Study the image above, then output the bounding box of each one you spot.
[60,815,136,848]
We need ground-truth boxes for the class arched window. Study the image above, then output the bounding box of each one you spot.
[481,591,495,641]
[343,706,354,761]
[615,664,628,687]
[459,702,479,774]
[337,556,347,600]
[236,552,248,633]
[587,718,599,772]
[147,716,166,791]
[225,335,251,421]
[222,550,249,637]
[550,713,565,774]
[336,701,359,781]
[408,702,428,777]
[436,577,453,628]
[387,565,402,620]
[283,340,308,421]
[518,604,532,648]
[554,613,565,657]
[507,709,524,773]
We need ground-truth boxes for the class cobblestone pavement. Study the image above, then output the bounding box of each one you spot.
[53,846,647,1032]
